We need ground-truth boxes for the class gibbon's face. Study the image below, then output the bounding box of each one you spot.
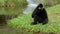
[38,4,44,10]
[38,7,44,10]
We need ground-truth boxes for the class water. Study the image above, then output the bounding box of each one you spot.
[23,0,42,14]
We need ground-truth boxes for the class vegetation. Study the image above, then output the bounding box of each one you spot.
[0,0,60,34]
[43,0,60,6]
[0,0,27,15]
[0,0,27,7]
[8,4,60,34]
[4,0,27,7]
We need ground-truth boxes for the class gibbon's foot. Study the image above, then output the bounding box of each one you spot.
[42,21,48,25]
[42,19,48,25]
[31,22,37,25]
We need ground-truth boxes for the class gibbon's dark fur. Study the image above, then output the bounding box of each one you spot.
[32,3,48,25]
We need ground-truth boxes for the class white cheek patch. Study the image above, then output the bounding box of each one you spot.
[38,7,41,9]
[38,7,44,10]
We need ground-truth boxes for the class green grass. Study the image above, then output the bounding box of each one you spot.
[8,4,60,34]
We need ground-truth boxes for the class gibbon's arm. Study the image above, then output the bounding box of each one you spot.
[43,8,48,18]
[32,9,38,18]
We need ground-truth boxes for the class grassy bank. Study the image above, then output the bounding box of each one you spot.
[8,4,60,34]
[43,0,60,6]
